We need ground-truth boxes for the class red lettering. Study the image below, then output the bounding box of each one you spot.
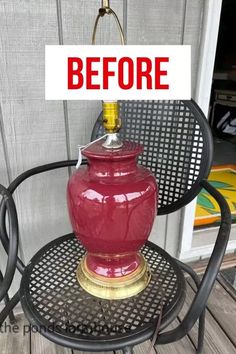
[103,57,116,89]
[118,57,134,89]
[155,57,169,89]
[68,56,169,91]
[137,57,152,89]
[86,57,100,89]
[68,57,83,89]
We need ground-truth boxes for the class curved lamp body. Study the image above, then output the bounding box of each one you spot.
[67,140,158,299]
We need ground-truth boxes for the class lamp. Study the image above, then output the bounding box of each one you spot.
[66,1,158,299]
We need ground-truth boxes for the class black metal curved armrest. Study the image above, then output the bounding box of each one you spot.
[0,160,88,325]
[0,159,81,274]
[0,185,19,303]
[157,179,232,344]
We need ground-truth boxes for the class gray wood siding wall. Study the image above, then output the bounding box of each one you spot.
[0,0,204,295]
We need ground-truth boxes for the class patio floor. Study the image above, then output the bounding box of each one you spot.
[0,274,236,354]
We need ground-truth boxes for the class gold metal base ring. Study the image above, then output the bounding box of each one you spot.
[76,254,151,300]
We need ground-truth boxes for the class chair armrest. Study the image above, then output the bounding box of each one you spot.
[0,159,83,274]
[0,185,19,303]
[157,179,232,344]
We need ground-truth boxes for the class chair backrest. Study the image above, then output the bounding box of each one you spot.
[91,100,213,215]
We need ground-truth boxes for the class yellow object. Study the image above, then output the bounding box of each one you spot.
[77,253,151,300]
[102,101,122,133]
[195,165,236,227]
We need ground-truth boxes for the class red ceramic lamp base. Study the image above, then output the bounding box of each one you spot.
[76,253,151,300]
[68,140,157,300]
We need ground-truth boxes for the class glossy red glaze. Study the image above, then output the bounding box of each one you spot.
[67,140,158,278]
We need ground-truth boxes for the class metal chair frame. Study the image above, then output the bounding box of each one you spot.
[0,100,231,353]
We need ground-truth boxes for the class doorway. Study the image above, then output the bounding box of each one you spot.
[179,0,236,260]
[193,0,236,251]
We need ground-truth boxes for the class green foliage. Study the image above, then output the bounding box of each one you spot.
[208,181,233,190]
[198,193,214,210]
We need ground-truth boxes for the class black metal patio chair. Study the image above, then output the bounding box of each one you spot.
[0,100,231,353]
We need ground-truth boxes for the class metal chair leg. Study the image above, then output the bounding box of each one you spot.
[123,347,134,354]
[3,293,16,323]
[0,291,20,326]
[0,270,16,323]
[176,260,205,354]
[196,308,205,354]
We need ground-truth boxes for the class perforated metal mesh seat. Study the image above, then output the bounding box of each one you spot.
[91,100,213,215]
[20,234,185,351]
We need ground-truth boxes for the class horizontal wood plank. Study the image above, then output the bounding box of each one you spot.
[0,315,30,354]
[73,351,113,354]
[179,282,236,353]
[184,0,204,94]
[115,321,195,353]
[217,273,236,301]
[31,331,71,354]
[188,253,236,275]
[127,0,185,45]
[156,320,195,353]
[0,0,71,267]
[188,278,236,347]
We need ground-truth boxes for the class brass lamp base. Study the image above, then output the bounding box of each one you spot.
[76,254,151,300]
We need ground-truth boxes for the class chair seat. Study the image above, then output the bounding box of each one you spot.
[20,234,186,352]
